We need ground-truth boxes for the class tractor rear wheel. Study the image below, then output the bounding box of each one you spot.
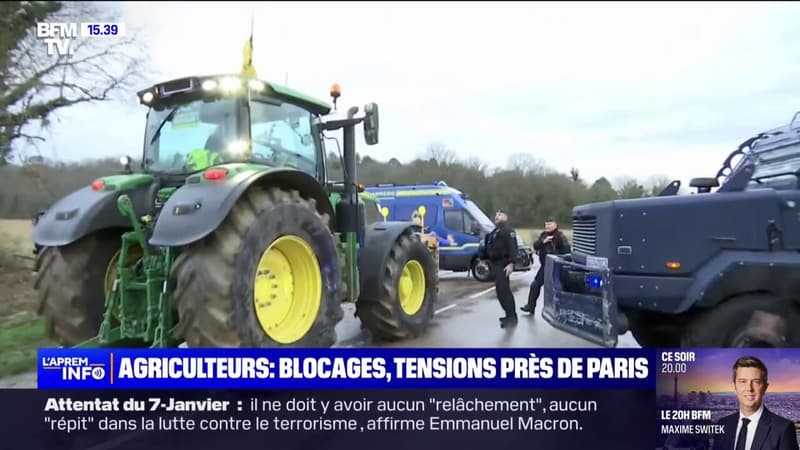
[171,187,343,348]
[357,233,437,341]
[35,232,121,346]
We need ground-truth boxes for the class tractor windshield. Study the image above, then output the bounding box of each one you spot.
[248,99,319,175]
[143,96,321,176]
[143,98,241,174]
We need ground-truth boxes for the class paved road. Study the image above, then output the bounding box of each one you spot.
[0,263,639,388]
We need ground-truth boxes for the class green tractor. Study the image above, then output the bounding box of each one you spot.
[32,73,439,348]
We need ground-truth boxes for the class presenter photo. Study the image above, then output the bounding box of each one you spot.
[712,356,799,450]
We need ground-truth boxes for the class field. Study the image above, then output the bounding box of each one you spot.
[0,219,53,378]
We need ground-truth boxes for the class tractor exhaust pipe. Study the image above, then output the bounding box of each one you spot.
[341,106,359,233]
[343,107,358,197]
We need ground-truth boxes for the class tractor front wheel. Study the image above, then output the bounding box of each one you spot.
[35,232,121,346]
[171,187,343,348]
[357,233,437,341]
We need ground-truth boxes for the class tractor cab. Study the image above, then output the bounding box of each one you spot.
[136,74,331,182]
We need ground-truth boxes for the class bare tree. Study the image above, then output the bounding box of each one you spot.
[507,153,545,175]
[570,167,580,182]
[423,142,458,166]
[0,1,148,164]
[463,156,488,174]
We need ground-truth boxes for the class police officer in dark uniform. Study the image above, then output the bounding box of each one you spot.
[521,216,570,315]
[480,208,519,328]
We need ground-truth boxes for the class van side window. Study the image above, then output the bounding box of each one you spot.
[444,209,466,233]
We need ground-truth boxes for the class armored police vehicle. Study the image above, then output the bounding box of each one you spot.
[542,112,800,348]
[365,181,533,281]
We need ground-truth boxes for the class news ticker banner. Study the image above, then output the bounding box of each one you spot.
[2,388,656,450]
[37,348,654,389]
[13,347,798,449]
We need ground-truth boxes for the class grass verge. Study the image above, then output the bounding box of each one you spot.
[0,316,54,378]
[0,223,56,378]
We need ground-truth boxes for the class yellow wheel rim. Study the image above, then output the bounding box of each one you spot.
[399,260,426,315]
[104,245,143,319]
[253,235,322,344]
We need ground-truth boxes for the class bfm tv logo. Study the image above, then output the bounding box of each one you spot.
[41,357,107,381]
[35,22,77,56]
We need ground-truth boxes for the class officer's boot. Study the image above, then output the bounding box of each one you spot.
[500,316,518,328]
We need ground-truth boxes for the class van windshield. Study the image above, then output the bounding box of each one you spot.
[464,199,494,231]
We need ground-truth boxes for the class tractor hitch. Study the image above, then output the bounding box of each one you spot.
[88,194,179,348]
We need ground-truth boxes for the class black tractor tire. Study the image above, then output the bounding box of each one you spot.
[35,232,121,346]
[681,293,800,347]
[470,257,493,282]
[357,232,437,341]
[171,187,343,348]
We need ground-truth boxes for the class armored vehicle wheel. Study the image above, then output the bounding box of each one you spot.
[681,294,800,347]
[627,311,683,347]
[357,233,437,340]
[172,187,343,348]
[35,232,122,346]
[471,258,492,282]
[630,324,682,348]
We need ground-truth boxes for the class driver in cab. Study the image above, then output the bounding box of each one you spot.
[184,128,226,171]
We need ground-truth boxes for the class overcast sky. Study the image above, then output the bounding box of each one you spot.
[28,1,800,188]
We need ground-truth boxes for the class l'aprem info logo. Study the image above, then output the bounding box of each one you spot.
[35,22,125,57]
[41,356,107,381]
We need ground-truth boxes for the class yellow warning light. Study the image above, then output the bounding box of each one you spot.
[330,83,341,99]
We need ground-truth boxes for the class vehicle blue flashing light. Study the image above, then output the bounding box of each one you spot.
[586,274,603,288]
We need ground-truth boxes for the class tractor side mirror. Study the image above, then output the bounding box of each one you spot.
[119,155,133,174]
[363,102,379,146]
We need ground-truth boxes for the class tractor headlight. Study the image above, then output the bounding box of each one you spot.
[202,79,218,91]
[220,77,242,92]
[119,155,131,166]
[141,91,154,103]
